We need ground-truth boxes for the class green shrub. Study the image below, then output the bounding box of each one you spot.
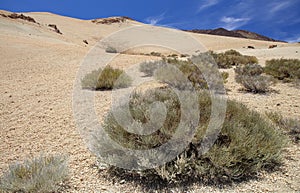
[221,72,229,83]
[164,57,204,89]
[235,63,264,76]
[209,50,258,69]
[224,49,242,56]
[154,63,200,90]
[0,154,68,193]
[105,46,118,53]
[81,66,132,90]
[158,55,228,91]
[94,87,285,183]
[168,54,178,58]
[150,52,162,57]
[101,87,181,150]
[139,60,166,77]
[180,54,189,58]
[81,68,102,90]
[266,112,300,143]
[264,58,300,82]
[235,64,271,93]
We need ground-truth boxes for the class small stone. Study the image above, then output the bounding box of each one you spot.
[120,179,126,184]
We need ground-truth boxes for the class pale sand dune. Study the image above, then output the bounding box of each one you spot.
[0,11,299,192]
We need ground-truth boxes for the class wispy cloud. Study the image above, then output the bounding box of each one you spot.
[269,1,292,14]
[145,12,166,25]
[220,16,251,30]
[197,0,219,13]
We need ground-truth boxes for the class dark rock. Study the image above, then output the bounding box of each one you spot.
[48,24,62,34]
[184,28,285,42]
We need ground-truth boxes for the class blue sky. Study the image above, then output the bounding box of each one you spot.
[0,0,299,42]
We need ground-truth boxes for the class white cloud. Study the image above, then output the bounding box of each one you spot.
[270,1,292,14]
[145,12,166,25]
[197,0,219,13]
[220,16,251,30]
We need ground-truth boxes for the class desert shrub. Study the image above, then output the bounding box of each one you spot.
[154,64,195,90]
[162,57,207,89]
[168,54,178,58]
[266,112,300,143]
[164,57,205,89]
[105,46,118,53]
[180,54,189,58]
[209,50,258,69]
[0,154,68,193]
[157,55,228,91]
[81,66,132,90]
[221,72,229,83]
[264,58,300,82]
[81,68,102,89]
[139,60,166,76]
[101,87,181,150]
[150,52,162,57]
[235,64,271,93]
[235,63,264,76]
[93,87,285,183]
[224,49,242,56]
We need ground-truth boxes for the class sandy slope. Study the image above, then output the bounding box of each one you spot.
[0,10,299,192]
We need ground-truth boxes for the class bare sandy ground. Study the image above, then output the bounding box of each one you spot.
[0,10,299,192]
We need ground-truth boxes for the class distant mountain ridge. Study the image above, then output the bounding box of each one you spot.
[184,28,285,42]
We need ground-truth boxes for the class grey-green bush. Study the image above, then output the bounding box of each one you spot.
[105,46,118,53]
[150,52,162,57]
[209,50,258,69]
[0,154,68,193]
[264,58,300,82]
[158,55,227,91]
[139,60,166,77]
[81,66,132,90]
[266,112,300,143]
[235,64,271,93]
[93,86,285,183]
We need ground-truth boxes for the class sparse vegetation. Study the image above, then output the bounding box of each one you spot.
[266,112,300,143]
[209,50,258,69]
[221,71,229,83]
[139,54,228,90]
[168,54,178,58]
[150,52,162,57]
[94,87,285,183]
[105,46,118,53]
[159,57,209,90]
[268,45,277,49]
[81,66,132,90]
[264,58,300,82]
[235,64,271,93]
[139,60,166,77]
[0,154,68,193]
[180,54,189,58]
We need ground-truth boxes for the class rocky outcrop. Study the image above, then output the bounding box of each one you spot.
[92,16,134,24]
[184,28,285,42]
[0,13,36,23]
